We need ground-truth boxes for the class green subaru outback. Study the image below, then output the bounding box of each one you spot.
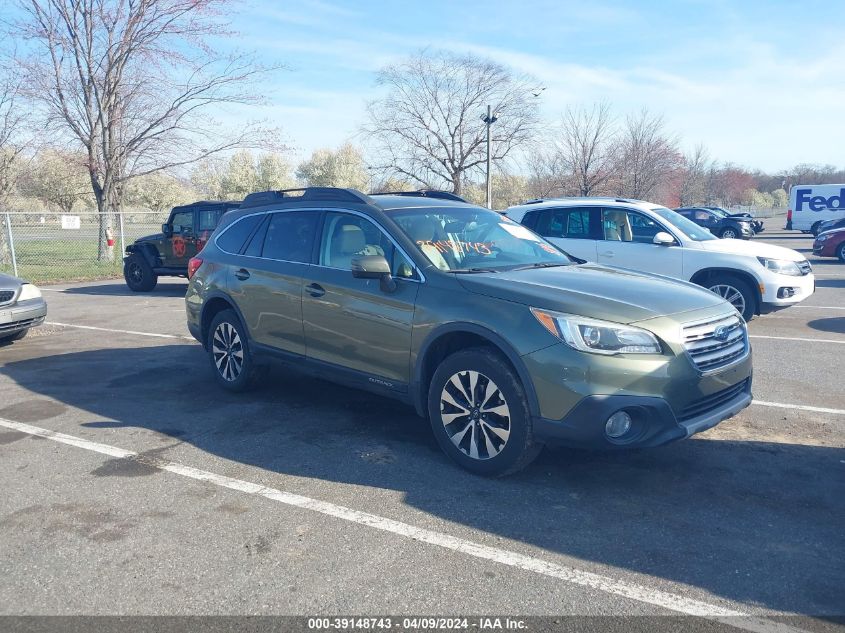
[185,188,752,475]
[124,200,240,291]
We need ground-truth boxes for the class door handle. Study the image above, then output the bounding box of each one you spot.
[234,268,250,280]
[306,283,325,298]
[601,251,614,257]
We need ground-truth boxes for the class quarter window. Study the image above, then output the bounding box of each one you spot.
[216,215,263,254]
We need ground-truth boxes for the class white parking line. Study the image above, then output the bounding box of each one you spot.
[749,334,845,345]
[46,321,195,341]
[753,401,845,416]
[793,305,845,310]
[0,417,809,633]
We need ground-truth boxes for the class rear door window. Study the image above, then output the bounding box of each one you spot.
[261,211,319,263]
[536,208,593,239]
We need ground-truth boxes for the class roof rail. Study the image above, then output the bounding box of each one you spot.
[371,189,468,203]
[240,187,371,209]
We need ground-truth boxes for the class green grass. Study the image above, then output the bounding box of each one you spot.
[1,238,125,284]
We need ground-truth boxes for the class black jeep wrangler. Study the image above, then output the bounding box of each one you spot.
[123,200,240,291]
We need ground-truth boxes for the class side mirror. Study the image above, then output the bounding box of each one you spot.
[351,255,397,292]
[161,223,172,237]
[653,232,675,246]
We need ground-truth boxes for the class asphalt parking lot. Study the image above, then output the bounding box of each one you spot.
[0,217,843,625]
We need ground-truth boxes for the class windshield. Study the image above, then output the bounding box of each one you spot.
[389,207,574,272]
[709,208,728,218]
[650,207,717,242]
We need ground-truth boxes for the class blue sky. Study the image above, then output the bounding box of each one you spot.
[228,0,845,173]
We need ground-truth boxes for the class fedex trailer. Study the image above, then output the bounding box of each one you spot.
[787,184,845,234]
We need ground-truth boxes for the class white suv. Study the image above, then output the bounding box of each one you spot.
[505,198,814,320]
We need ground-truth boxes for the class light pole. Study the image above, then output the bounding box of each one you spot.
[481,105,498,209]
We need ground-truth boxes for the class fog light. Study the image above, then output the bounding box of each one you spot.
[605,411,632,438]
[777,287,795,299]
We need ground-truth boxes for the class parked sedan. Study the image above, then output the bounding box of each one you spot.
[813,227,845,262]
[817,217,845,235]
[675,207,754,239]
[0,273,48,344]
[705,207,764,234]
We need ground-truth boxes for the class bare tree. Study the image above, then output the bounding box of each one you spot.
[613,109,680,200]
[678,144,711,206]
[364,50,540,195]
[15,0,275,261]
[0,76,31,268]
[554,102,616,196]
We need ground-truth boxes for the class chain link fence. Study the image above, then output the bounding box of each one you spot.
[0,211,168,283]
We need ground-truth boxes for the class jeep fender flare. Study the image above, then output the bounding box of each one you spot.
[125,242,159,269]
[412,322,541,420]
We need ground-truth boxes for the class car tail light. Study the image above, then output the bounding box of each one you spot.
[787,208,792,221]
[188,257,203,279]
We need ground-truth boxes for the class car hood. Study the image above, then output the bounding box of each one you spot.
[695,238,805,261]
[456,263,725,324]
[818,227,845,238]
[135,233,164,243]
[0,272,23,287]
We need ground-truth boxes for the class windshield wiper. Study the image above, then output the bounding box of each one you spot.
[511,262,570,271]
[448,267,499,274]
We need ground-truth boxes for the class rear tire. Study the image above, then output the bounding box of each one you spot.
[811,222,822,236]
[427,347,542,476]
[124,254,158,292]
[207,309,264,392]
[0,329,28,345]
[837,242,845,263]
[706,275,757,321]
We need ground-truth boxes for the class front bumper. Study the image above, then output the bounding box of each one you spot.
[760,271,815,307]
[534,378,752,449]
[0,298,48,337]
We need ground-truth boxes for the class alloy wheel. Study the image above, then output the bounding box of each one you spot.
[212,322,244,382]
[128,262,143,283]
[722,229,736,239]
[440,370,511,460]
[709,284,746,316]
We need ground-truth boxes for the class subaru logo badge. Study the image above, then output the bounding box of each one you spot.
[714,325,730,341]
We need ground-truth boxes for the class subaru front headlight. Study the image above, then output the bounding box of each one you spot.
[17,283,42,301]
[530,308,661,355]
[757,257,801,276]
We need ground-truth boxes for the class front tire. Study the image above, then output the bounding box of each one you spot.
[207,309,263,392]
[427,347,542,476]
[837,242,845,263]
[124,254,158,292]
[706,275,757,321]
[811,222,822,236]
[719,227,738,239]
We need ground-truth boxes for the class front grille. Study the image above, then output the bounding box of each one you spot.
[679,379,750,422]
[681,313,748,372]
[797,260,812,275]
[0,317,43,333]
[0,290,14,305]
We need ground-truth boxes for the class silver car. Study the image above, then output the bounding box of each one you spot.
[0,273,47,344]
